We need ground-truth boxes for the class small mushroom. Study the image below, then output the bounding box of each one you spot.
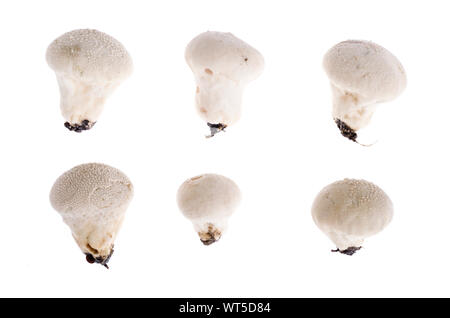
[323,40,406,143]
[311,179,393,255]
[50,163,134,268]
[46,29,133,132]
[177,174,241,245]
[185,31,264,137]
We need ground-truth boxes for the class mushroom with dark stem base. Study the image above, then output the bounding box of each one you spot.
[177,174,241,245]
[185,31,264,137]
[312,178,393,255]
[323,40,406,144]
[46,29,133,132]
[50,163,133,267]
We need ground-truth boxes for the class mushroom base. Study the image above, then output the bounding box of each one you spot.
[331,246,362,256]
[206,123,227,138]
[198,224,222,245]
[85,246,114,269]
[335,118,358,143]
[64,120,96,133]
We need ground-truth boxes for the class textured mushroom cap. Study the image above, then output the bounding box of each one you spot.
[46,29,133,83]
[323,40,406,103]
[185,31,264,84]
[50,163,133,258]
[50,163,133,214]
[311,179,393,249]
[177,174,241,222]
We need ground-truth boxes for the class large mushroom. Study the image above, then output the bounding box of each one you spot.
[50,163,134,268]
[46,29,133,132]
[311,178,393,255]
[177,174,241,245]
[323,40,406,143]
[185,31,264,137]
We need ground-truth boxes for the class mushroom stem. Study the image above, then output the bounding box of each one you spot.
[206,123,227,138]
[198,223,222,245]
[331,246,362,256]
[85,246,114,268]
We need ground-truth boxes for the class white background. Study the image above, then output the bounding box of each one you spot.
[0,0,448,297]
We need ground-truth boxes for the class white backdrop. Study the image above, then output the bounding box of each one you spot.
[0,0,448,297]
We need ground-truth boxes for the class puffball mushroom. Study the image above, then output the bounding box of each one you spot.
[177,174,241,245]
[185,31,264,137]
[46,29,133,132]
[323,40,406,144]
[311,179,393,255]
[50,163,133,268]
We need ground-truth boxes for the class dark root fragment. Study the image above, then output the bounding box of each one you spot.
[64,120,96,133]
[206,123,227,138]
[331,246,362,256]
[199,224,222,246]
[201,236,217,246]
[335,118,357,143]
[85,246,114,269]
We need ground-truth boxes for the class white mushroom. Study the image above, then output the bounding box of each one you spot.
[185,31,264,137]
[46,29,133,132]
[50,163,133,267]
[323,40,406,143]
[177,174,241,245]
[311,179,393,255]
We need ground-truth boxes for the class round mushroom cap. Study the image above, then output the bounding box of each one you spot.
[323,40,406,103]
[177,174,241,222]
[311,179,393,239]
[185,31,264,84]
[50,163,134,216]
[46,29,133,83]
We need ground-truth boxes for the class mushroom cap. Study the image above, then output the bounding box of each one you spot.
[185,31,264,84]
[311,179,393,242]
[177,174,241,222]
[50,163,133,217]
[46,29,133,83]
[323,40,406,103]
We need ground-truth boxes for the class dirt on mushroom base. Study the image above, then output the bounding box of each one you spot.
[206,122,227,138]
[335,118,375,147]
[331,246,362,256]
[198,223,222,245]
[64,120,96,133]
[85,246,114,269]
[335,118,358,143]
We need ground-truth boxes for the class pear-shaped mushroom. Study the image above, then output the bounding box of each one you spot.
[46,29,133,132]
[311,179,393,255]
[323,40,406,143]
[185,31,264,137]
[50,163,133,267]
[177,174,241,245]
